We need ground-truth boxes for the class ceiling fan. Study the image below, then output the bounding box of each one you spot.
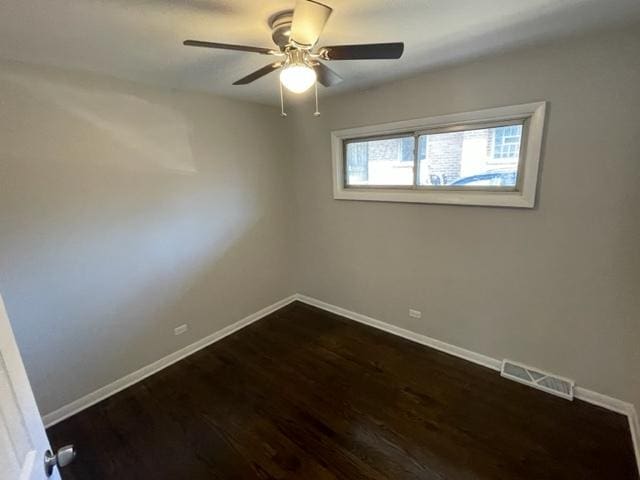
[183,0,404,111]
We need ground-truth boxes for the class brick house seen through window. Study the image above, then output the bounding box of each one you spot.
[346,125,523,187]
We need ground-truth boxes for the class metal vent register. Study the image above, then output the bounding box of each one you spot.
[501,360,575,400]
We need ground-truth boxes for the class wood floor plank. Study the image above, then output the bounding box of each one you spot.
[47,301,639,479]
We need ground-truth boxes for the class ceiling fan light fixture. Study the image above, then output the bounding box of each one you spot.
[280,63,317,93]
[183,0,404,106]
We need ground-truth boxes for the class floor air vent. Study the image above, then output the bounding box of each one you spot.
[501,360,575,400]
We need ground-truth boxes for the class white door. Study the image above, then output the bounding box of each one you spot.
[0,294,62,480]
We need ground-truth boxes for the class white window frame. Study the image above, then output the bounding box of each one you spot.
[331,102,547,208]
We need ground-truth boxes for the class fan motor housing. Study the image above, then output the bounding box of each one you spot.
[269,11,294,49]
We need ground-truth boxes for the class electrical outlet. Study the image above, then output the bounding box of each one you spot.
[409,309,422,319]
[174,324,188,336]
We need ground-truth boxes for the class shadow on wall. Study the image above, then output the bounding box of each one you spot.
[0,65,288,414]
[0,69,196,174]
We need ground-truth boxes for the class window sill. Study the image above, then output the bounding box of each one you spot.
[334,188,535,208]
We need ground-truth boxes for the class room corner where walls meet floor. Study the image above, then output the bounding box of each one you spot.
[42,293,640,474]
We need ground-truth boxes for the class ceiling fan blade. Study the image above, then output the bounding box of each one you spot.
[184,40,277,55]
[321,42,404,60]
[233,62,283,85]
[314,62,343,87]
[290,0,333,47]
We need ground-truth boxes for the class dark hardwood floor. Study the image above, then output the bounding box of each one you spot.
[48,301,639,479]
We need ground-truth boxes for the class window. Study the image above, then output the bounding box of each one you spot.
[345,136,415,186]
[332,102,546,208]
[416,123,522,188]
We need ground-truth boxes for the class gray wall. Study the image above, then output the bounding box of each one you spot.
[290,25,640,409]
[0,61,294,415]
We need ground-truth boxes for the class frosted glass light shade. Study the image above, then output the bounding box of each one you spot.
[280,64,316,94]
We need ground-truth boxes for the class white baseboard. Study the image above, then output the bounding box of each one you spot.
[294,294,640,472]
[573,386,635,415]
[42,295,298,427]
[295,294,502,371]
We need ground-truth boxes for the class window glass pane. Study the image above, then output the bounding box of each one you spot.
[417,124,522,188]
[345,136,415,186]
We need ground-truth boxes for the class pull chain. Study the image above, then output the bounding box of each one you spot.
[279,81,287,117]
[313,82,321,117]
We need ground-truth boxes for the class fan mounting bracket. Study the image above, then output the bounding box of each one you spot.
[269,10,294,50]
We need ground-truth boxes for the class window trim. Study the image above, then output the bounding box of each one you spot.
[331,102,547,208]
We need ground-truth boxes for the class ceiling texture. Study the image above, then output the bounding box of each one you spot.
[1,0,639,105]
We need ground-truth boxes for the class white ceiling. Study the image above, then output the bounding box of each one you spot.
[1,0,639,105]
